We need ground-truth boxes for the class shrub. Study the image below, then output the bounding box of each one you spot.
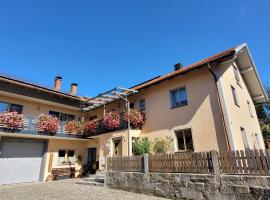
[36,114,59,136]
[125,109,145,128]
[0,111,24,131]
[83,119,99,135]
[132,137,151,155]
[103,111,120,130]
[152,136,173,155]
[64,121,82,135]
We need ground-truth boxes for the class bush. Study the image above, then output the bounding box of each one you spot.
[36,114,59,136]
[152,136,173,155]
[125,109,145,128]
[0,111,24,131]
[83,119,99,135]
[64,121,82,135]
[132,137,151,155]
[103,111,120,130]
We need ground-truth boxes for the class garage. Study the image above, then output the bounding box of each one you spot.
[0,138,46,185]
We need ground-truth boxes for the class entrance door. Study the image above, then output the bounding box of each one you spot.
[113,138,123,156]
[88,148,96,163]
[87,148,97,173]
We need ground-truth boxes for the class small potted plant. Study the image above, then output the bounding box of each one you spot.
[103,111,120,130]
[0,111,24,132]
[125,109,145,129]
[64,121,83,136]
[36,114,59,136]
[83,119,99,136]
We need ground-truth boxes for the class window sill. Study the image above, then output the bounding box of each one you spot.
[171,104,188,109]
[175,150,194,153]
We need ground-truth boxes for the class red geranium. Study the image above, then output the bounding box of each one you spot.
[103,111,120,130]
[36,114,59,136]
[0,111,24,131]
[64,121,82,135]
[84,119,99,135]
[125,109,145,128]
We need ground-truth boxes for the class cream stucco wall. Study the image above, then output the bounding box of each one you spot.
[85,68,228,152]
[86,129,141,170]
[43,139,87,180]
[0,92,81,119]
[216,61,264,150]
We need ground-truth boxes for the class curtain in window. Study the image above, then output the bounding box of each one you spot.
[179,88,187,105]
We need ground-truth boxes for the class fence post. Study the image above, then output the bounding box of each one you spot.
[210,150,220,184]
[143,154,149,174]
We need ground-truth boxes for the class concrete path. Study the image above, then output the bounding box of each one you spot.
[0,179,168,200]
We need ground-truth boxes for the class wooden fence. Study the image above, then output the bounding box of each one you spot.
[107,156,143,172]
[106,149,270,176]
[219,149,270,175]
[149,152,213,173]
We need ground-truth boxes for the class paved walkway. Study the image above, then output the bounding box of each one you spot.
[0,179,168,200]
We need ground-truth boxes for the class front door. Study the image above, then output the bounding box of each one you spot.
[88,148,96,163]
[113,138,123,156]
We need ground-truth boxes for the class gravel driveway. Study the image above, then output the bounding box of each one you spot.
[0,179,168,200]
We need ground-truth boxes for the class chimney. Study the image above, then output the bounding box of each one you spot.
[174,63,183,71]
[54,76,62,91]
[70,83,78,96]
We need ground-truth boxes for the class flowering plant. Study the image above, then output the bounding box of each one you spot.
[125,109,145,128]
[0,111,24,131]
[64,121,82,135]
[36,114,59,136]
[103,111,120,130]
[83,119,99,136]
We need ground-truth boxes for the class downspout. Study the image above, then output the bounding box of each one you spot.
[207,63,231,151]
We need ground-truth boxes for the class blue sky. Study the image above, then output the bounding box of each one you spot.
[0,0,269,97]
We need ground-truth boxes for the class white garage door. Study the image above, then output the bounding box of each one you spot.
[0,139,44,185]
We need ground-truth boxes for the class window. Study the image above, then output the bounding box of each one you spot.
[241,128,249,149]
[139,99,145,111]
[231,86,239,107]
[175,129,194,151]
[170,87,188,108]
[233,64,241,85]
[129,103,135,109]
[49,111,75,122]
[0,101,23,114]
[247,101,253,117]
[57,149,75,165]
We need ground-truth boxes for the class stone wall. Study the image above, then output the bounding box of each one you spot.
[106,172,270,200]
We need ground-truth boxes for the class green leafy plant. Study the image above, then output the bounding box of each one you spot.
[132,137,151,155]
[152,136,173,155]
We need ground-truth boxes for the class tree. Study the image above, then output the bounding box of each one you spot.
[256,85,270,138]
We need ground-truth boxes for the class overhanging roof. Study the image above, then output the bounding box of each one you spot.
[83,87,138,111]
[235,43,268,104]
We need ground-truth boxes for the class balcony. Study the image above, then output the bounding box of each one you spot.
[0,115,82,139]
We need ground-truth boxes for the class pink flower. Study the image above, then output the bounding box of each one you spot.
[84,119,99,135]
[64,121,82,135]
[36,114,59,135]
[124,109,145,128]
[0,111,24,130]
[103,111,120,130]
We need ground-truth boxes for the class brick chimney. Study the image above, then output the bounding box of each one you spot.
[54,76,62,91]
[70,83,78,96]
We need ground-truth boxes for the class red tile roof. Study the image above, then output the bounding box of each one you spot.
[132,47,236,91]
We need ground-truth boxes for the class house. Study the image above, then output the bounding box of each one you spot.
[0,43,267,185]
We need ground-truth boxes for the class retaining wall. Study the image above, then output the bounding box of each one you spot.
[106,172,270,199]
